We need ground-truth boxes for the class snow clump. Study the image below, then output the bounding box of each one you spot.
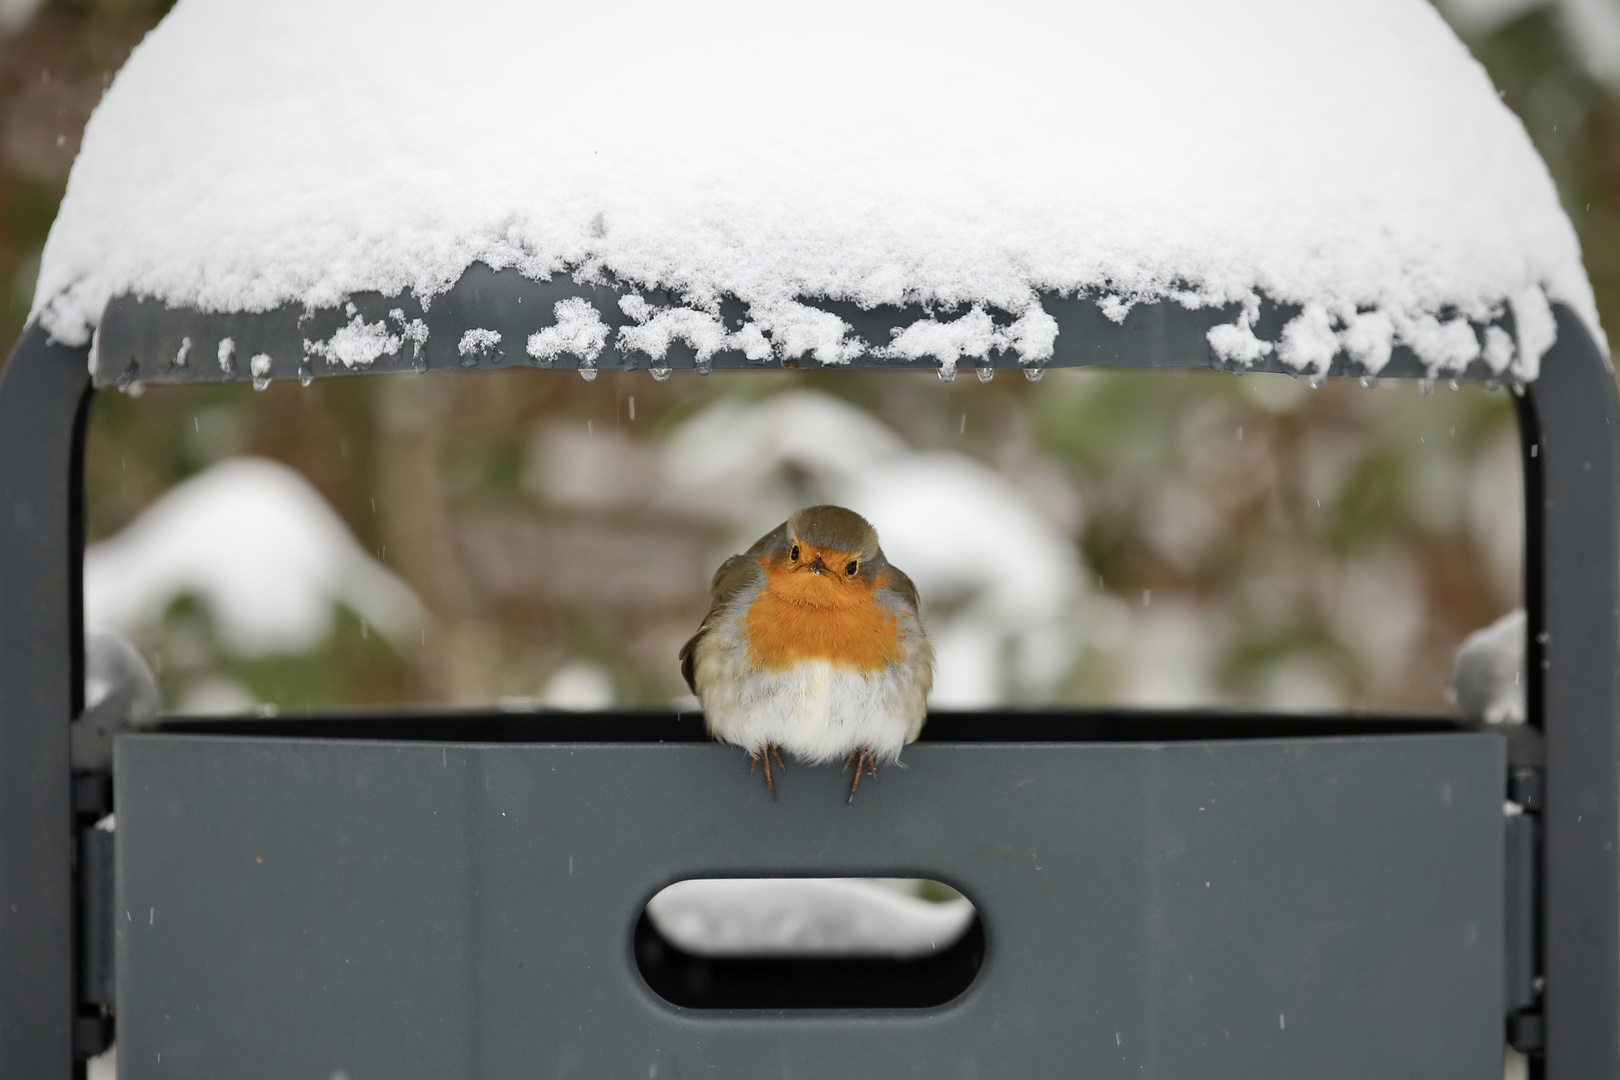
[458,328,503,362]
[304,313,402,369]
[526,298,609,364]
[83,457,422,656]
[1450,607,1526,724]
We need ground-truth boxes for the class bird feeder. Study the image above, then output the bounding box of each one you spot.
[2,0,1615,1077]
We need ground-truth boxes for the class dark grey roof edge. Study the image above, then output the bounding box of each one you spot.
[89,261,1519,390]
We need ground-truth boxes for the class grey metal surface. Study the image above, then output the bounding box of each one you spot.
[117,732,1504,1080]
[92,264,1498,388]
[1505,810,1539,1016]
[77,827,114,1014]
[1520,308,1620,1078]
[0,325,89,1080]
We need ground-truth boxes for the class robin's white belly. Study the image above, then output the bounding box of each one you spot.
[698,656,926,764]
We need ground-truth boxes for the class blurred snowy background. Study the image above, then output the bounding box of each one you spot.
[0,0,1614,719]
[75,367,1522,716]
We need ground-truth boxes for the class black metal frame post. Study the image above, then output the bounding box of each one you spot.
[0,325,90,1080]
[1520,307,1620,1079]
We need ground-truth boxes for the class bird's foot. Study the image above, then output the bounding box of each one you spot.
[841,747,879,803]
[749,744,786,799]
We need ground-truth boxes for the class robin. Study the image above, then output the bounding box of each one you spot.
[680,505,933,801]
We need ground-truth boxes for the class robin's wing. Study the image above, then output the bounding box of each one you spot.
[679,636,700,695]
[876,560,932,743]
[880,562,923,616]
[739,520,790,562]
[679,545,775,693]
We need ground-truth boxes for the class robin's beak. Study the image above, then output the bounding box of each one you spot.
[789,542,856,583]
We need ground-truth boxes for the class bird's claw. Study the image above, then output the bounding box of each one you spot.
[842,747,879,802]
[750,744,785,799]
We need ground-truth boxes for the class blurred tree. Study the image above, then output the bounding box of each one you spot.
[0,0,170,352]
[1456,2,1620,358]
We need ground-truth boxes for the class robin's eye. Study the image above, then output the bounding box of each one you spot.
[846,561,858,576]
[790,544,800,561]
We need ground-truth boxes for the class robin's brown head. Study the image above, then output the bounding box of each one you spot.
[770,505,884,601]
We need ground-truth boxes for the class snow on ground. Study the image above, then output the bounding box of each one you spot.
[34,0,1599,380]
[646,878,975,958]
[1450,607,1527,723]
[536,660,616,710]
[83,456,421,656]
[660,391,1084,706]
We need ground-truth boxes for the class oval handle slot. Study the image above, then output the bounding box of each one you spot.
[636,878,983,1009]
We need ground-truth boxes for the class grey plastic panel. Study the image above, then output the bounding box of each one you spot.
[116,732,1503,1080]
[92,264,1497,388]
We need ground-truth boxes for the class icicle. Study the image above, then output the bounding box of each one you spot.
[1360,375,1377,389]
[1024,361,1045,383]
[1449,378,1461,391]
[1419,377,1435,394]
[694,356,712,376]
[976,360,994,383]
[937,363,957,383]
[650,360,671,382]
[1308,373,1325,389]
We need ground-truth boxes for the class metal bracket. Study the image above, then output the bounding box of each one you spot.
[1506,765,1545,1054]
[72,773,114,1060]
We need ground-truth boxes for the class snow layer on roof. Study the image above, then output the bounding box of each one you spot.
[34,0,1601,380]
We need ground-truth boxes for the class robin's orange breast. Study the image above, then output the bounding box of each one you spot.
[744,557,907,673]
